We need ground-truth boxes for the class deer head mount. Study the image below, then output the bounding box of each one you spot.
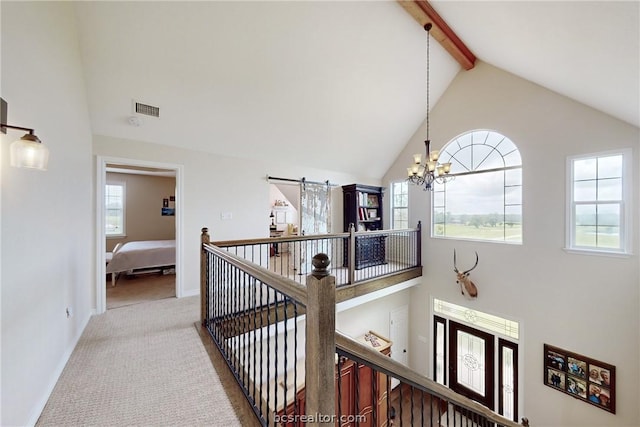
[454,250,479,299]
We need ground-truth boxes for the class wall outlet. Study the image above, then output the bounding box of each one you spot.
[66,307,73,318]
[220,211,233,220]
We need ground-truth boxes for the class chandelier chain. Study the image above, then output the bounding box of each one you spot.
[426,24,430,142]
[406,22,454,191]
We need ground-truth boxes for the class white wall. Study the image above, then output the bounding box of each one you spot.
[1,3,94,426]
[383,61,640,426]
[93,136,378,297]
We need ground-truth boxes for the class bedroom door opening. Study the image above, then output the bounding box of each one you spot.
[96,156,184,314]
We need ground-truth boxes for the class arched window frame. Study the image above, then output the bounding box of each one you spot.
[432,130,523,243]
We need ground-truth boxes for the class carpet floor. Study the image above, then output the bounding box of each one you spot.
[36,296,242,427]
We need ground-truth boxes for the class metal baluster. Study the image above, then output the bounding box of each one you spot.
[274,287,279,421]
[266,286,272,426]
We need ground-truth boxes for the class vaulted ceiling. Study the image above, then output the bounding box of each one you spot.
[73,1,638,180]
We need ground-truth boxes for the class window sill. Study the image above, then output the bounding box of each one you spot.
[563,248,632,258]
[107,234,126,239]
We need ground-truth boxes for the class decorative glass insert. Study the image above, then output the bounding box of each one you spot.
[433,130,522,243]
[433,298,519,339]
[434,317,446,385]
[500,343,516,420]
[456,331,486,396]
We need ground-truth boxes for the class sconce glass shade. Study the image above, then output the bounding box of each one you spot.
[10,134,49,170]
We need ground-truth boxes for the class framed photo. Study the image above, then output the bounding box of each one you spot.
[544,344,615,413]
[275,211,286,224]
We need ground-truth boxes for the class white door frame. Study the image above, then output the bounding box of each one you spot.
[95,155,184,314]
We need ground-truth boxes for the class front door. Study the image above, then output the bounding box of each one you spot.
[448,320,495,409]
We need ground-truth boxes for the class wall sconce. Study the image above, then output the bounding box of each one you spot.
[1,98,49,171]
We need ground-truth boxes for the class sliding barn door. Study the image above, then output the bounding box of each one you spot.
[296,181,332,274]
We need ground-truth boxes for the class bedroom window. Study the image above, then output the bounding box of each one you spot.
[105,183,126,237]
[391,181,408,229]
[566,149,632,255]
[432,130,522,243]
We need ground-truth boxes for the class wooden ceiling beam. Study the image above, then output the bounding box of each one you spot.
[398,0,476,70]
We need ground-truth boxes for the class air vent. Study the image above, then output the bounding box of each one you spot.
[134,101,160,118]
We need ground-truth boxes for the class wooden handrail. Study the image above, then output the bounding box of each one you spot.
[212,226,421,248]
[203,242,309,306]
[335,331,523,427]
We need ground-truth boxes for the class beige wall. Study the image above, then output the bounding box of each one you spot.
[384,61,640,426]
[106,172,176,251]
[1,3,94,425]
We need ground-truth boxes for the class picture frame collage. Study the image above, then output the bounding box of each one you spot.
[544,344,615,413]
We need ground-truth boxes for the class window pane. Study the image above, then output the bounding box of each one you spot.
[433,190,445,207]
[475,147,504,171]
[451,146,473,173]
[574,180,596,201]
[505,185,522,205]
[597,204,621,249]
[505,168,522,186]
[598,155,622,179]
[598,178,622,201]
[485,131,506,148]
[576,204,596,226]
[503,150,522,167]
[574,158,596,180]
[575,204,596,247]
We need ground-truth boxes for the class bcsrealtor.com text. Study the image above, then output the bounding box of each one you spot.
[273,413,367,424]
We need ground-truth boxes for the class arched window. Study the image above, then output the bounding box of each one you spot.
[432,130,522,243]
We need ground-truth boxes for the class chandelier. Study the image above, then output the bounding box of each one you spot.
[406,23,453,191]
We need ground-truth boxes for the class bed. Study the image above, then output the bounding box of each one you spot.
[106,240,176,286]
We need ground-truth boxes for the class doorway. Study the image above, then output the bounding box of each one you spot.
[390,305,409,389]
[432,303,520,422]
[96,156,184,314]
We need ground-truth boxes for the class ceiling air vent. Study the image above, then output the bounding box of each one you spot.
[134,101,160,118]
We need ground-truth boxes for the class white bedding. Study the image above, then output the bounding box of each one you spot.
[106,240,176,274]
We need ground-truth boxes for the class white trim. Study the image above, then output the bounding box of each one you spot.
[96,156,185,314]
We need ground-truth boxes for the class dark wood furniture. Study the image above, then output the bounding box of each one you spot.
[278,331,392,427]
[342,184,384,232]
[342,184,386,269]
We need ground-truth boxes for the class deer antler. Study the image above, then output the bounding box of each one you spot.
[453,249,459,273]
[463,251,479,275]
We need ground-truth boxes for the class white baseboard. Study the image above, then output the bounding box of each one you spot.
[26,311,92,426]
[181,288,200,298]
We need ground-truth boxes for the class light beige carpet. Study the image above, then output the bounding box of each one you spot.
[36,296,242,427]
[106,272,175,310]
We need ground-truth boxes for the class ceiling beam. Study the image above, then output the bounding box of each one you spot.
[398,0,476,70]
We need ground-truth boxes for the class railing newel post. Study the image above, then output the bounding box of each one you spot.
[348,223,356,284]
[305,253,336,426]
[200,227,211,326]
[416,220,422,267]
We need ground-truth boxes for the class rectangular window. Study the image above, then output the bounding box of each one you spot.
[105,183,125,237]
[391,181,408,229]
[567,150,631,254]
